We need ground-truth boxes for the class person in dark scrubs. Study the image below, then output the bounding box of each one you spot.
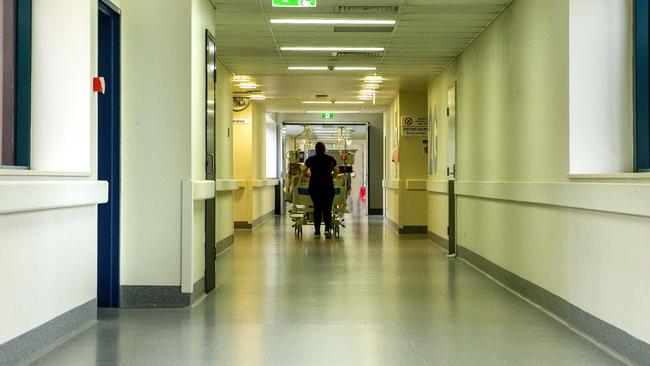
[302,142,340,238]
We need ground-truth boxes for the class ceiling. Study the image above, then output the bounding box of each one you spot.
[283,124,368,141]
[212,0,512,113]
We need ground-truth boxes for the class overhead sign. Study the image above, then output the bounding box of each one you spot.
[273,0,317,7]
[321,113,335,119]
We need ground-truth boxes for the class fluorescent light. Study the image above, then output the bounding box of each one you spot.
[239,83,257,89]
[334,101,364,104]
[302,101,333,104]
[250,94,266,101]
[360,89,376,95]
[281,47,384,52]
[271,19,396,25]
[358,95,374,100]
[288,66,329,71]
[335,67,377,71]
[233,75,251,82]
[364,76,383,83]
[306,111,361,114]
[364,83,380,90]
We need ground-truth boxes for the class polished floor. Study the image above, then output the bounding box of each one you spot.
[31,216,624,366]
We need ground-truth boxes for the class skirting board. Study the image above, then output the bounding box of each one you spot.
[216,234,234,255]
[385,218,427,235]
[190,277,205,306]
[252,210,275,228]
[368,208,384,216]
[120,286,190,308]
[456,244,650,366]
[428,231,450,252]
[235,211,276,230]
[0,299,97,366]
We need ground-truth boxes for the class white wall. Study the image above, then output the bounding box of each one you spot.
[31,0,92,173]
[265,114,277,179]
[120,0,191,286]
[427,0,650,346]
[1,0,103,346]
[569,0,633,174]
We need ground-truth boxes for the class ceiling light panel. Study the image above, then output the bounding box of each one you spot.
[281,47,385,52]
[271,19,396,25]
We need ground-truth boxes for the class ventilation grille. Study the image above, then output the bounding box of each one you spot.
[336,5,399,14]
[332,52,383,58]
[334,26,394,33]
[315,94,329,98]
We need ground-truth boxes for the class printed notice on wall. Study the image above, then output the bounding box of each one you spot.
[233,119,251,125]
[402,126,428,136]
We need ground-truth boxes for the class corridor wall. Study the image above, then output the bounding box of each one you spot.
[233,102,278,227]
[384,91,428,232]
[0,1,107,364]
[427,0,650,362]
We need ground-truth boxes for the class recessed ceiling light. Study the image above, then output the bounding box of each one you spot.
[271,19,396,25]
[364,84,380,90]
[281,47,384,52]
[239,83,257,89]
[302,101,333,104]
[288,66,330,71]
[358,95,374,100]
[364,76,383,83]
[233,75,251,83]
[334,101,364,104]
[360,89,377,95]
[250,94,266,101]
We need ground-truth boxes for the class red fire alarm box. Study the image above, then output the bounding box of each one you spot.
[93,77,105,94]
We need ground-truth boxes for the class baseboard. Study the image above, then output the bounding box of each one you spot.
[385,217,399,232]
[398,226,427,234]
[428,231,449,251]
[216,234,234,255]
[190,277,206,306]
[0,299,97,366]
[234,221,252,229]
[252,210,275,228]
[457,244,650,366]
[120,286,190,308]
[368,208,383,216]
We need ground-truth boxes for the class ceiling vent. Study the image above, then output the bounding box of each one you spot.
[334,26,394,33]
[331,51,383,58]
[315,94,329,98]
[336,5,399,14]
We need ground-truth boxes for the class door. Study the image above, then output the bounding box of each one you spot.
[97,0,121,307]
[447,82,457,257]
[204,30,217,293]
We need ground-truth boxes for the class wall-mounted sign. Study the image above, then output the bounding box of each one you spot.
[321,113,335,119]
[233,119,250,125]
[402,126,428,136]
[273,0,317,7]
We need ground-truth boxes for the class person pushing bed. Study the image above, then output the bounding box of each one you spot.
[301,142,340,239]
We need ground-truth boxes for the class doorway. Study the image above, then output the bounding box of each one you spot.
[204,31,217,293]
[447,82,457,257]
[97,0,121,308]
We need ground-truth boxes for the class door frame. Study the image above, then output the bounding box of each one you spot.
[204,30,217,293]
[447,81,457,257]
[97,0,121,307]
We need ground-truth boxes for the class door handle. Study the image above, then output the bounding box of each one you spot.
[206,153,215,175]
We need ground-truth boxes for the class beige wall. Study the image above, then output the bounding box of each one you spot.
[427,0,650,345]
[384,90,428,228]
[233,101,275,224]
[215,61,234,243]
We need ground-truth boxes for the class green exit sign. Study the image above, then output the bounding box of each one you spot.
[273,0,317,7]
[321,113,334,119]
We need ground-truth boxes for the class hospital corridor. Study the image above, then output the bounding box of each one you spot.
[2,0,650,365]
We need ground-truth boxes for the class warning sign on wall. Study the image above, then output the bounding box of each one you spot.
[401,116,428,136]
